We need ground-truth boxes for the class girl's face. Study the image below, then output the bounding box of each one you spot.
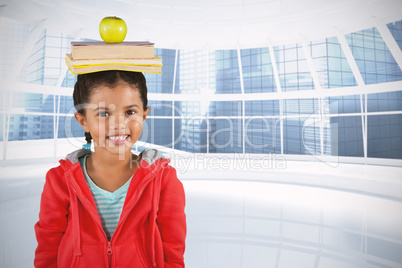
[75,82,150,156]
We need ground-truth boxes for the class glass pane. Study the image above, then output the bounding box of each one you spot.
[322,116,337,156]
[245,117,281,154]
[329,116,364,157]
[346,27,402,84]
[177,50,212,94]
[209,118,243,153]
[283,117,321,155]
[5,93,73,117]
[173,118,208,153]
[241,47,276,93]
[174,101,203,117]
[274,43,314,92]
[326,95,362,114]
[9,92,54,113]
[139,118,173,148]
[310,37,357,89]
[144,48,176,94]
[367,91,402,113]
[61,70,77,88]
[283,99,319,115]
[215,49,242,94]
[387,20,402,51]
[19,30,75,86]
[148,100,173,116]
[8,114,54,141]
[58,115,83,139]
[59,96,75,114]
[209,101,242,117]
[245,100,280,116]
[368,114,402,159]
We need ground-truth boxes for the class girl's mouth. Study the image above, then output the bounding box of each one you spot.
[107,135,130,145]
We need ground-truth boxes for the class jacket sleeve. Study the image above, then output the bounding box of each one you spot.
[34,168,69,268]
[157,167,186,267]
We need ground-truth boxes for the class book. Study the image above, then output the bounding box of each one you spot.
[71,41,155,60]
[66,53,162,67]
[65,58,162,75]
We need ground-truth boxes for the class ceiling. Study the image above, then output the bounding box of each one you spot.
[1,0,402,49]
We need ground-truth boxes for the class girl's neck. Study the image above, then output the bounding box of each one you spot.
[86,148,139,192]
[89,148,136,172]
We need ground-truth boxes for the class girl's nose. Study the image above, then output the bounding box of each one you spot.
[110,115,126,130]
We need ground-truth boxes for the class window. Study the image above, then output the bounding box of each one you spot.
[2,19,402,161]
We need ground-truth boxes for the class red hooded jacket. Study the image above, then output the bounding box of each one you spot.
[34,149,186,268]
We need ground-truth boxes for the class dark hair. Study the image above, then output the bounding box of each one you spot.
[73,71,148,146]
[73,70,148,115]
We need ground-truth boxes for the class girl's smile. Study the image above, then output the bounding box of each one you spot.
[107,134,130,145]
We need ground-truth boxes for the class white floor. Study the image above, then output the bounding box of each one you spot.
[1,155,402,268]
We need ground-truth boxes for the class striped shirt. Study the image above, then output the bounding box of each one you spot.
[79,155,132,240]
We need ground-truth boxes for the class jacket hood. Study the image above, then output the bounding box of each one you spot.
[61,148,167,169]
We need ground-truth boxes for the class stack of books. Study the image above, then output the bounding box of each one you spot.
[65,41,162,74]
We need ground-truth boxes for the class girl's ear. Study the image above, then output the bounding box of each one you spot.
[143,107,150,121]
[74,112,90,132]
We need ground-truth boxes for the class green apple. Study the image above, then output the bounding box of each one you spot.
[99,16,127,43]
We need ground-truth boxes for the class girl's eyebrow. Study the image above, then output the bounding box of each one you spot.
[93,104,139,111]
[124,104,139,109]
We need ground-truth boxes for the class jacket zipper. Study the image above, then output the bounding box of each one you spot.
[107,241,112,268]
[107,241,112,255]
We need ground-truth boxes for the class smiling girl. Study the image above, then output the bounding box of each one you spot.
[34,71,186,268]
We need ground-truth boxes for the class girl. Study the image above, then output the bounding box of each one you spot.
[34,71,186,268]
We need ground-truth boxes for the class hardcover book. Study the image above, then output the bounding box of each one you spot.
[70,41,155,60]
[66,53,162,67]
[65,58,162,75]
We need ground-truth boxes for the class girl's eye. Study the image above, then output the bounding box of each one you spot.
[99,112,110,117]
[126,110,136,115]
